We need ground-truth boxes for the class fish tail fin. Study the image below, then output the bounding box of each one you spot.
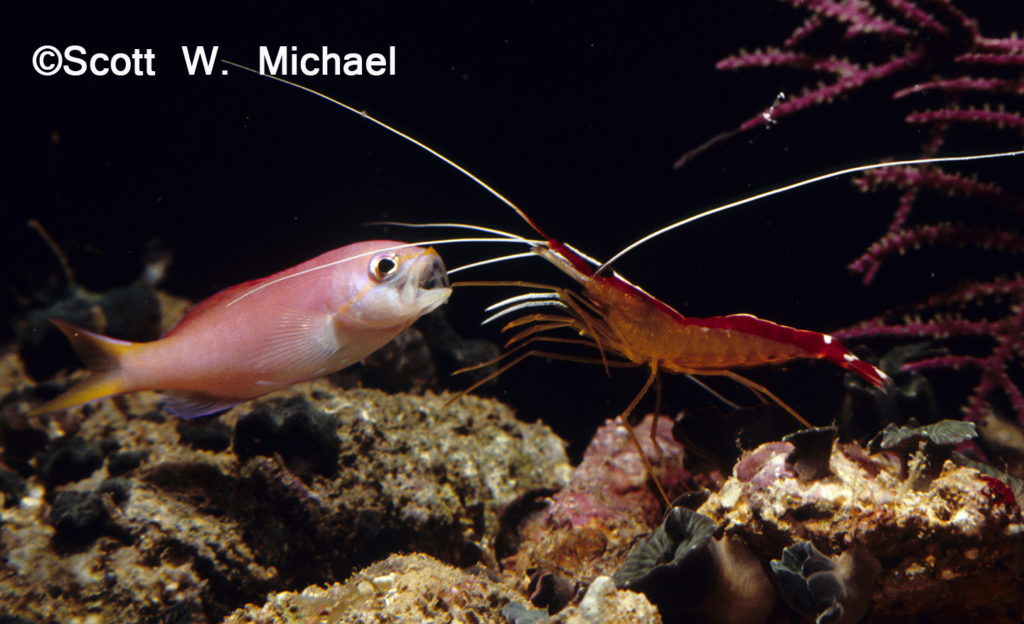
[28,318,135,416]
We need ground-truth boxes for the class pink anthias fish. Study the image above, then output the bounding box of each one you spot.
[29,241,451,419]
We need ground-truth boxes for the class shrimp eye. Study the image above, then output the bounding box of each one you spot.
[370,253,400,281]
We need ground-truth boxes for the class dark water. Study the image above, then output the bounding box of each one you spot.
[11,2,1019,456]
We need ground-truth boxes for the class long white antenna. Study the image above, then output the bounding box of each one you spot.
[597,149,1024,274]
[223,61,534,227]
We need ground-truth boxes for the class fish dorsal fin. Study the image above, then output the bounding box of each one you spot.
[163,278,268,337]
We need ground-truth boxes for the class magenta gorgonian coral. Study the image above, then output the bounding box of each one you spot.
[688,0,1024,425]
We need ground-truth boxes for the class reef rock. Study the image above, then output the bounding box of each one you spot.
[0,355,571,623]
[223,553,660,624]
[501,414,699,594]
[698,438,1024,623]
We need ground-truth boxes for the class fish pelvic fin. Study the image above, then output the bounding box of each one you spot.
[160,392,241,419]
[28,318,135,416]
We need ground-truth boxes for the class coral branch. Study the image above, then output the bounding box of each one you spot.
[854,167,1023,213]
[792,0,911,37]
[716,49,859,75]
[690,0,1024,426]
[955,52,1024,66]
[884,0,949,36]
[849,223,1024,282]
[894,77,1024,99]
[906,107,1024,133]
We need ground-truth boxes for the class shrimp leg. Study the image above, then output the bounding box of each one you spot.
[672,368,813,429]
[614,364,672,505]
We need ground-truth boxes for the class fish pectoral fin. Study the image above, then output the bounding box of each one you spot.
[252,310,341,380]
[161,392,241,419]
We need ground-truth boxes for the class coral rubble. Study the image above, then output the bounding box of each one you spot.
[222,553,661,624]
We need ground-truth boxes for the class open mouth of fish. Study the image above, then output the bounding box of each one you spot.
[419,254,450,291]
[398,249,451,315]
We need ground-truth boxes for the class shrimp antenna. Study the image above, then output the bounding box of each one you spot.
[223,61,551,239]
[598,149,1024,274]
[448,252,539,276]
[368,221,536,244]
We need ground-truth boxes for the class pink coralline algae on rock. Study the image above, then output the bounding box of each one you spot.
[499,414,702,591]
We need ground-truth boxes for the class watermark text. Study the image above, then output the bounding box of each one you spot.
[33,44,399,78]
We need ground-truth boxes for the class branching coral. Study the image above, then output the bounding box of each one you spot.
[680,0,1024,167]
[688,0,1024,427]
[837,277,1024,423]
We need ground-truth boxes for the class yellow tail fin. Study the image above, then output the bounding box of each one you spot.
[28,318,134,416]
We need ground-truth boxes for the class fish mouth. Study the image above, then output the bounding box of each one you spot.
[419,252,450,290]
[402,248,451,314]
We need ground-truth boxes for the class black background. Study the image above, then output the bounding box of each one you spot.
[9,2,1020,456]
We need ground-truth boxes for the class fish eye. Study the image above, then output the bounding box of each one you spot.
[370,253,400,281]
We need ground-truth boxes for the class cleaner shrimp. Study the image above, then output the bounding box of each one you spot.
[425,151,1021,502]
[230,63,1023,502]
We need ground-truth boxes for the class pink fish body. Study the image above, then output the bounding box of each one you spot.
[31,241,451,418]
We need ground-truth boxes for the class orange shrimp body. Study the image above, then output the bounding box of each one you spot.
[533,240,886,381]
[478,236,889,443]
[585,279,807,372]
